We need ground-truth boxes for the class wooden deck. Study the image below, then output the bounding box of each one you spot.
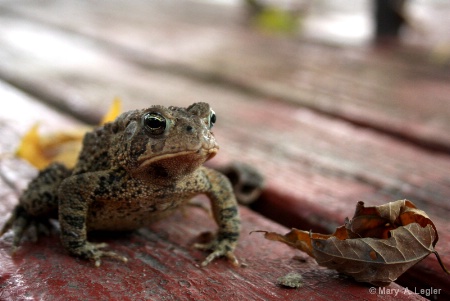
[1,0,449,300]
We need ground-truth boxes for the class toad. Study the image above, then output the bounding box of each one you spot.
[1,102,240,267]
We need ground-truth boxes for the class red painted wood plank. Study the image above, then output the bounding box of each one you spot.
[0,24,448,296]
[0,83,426,300]
[209,99,450,299]
[0,1,448,298]
[0,198,426,301]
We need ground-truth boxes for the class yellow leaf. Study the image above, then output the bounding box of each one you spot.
[101,97,122,125]
[38,130,87,169]
[16,98,123,169]
[15,123,51,170]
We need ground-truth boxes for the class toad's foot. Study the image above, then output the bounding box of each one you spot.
[0,205,52,251]
[73,242,128,267]
[195,237,239,267]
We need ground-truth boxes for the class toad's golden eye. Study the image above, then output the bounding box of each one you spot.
[143,112,166,135]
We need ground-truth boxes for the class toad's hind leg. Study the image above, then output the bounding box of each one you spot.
[1,163,71,248]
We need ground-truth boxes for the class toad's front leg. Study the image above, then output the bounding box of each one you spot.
[58,172,127,267]
[196,168,241,267]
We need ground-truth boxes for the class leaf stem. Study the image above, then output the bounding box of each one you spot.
[433,251,450,274]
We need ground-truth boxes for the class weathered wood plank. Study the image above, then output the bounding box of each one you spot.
[0,5,449,295]
[2,0,450,152]
[0,13,448,220]
[0,1,448,298]
[0,82,425,300]
[0,206,426,301]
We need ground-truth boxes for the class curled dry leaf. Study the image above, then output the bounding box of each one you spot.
[263,200,442,286]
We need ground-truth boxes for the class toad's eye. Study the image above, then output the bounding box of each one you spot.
[143,112,166,135]
[209,109,216,129]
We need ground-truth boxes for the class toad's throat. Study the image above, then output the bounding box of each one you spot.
[138,147,218,170]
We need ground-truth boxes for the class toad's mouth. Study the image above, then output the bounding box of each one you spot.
[137,146,218,170]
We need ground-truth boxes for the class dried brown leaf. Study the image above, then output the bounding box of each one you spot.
[263,200,441,286]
